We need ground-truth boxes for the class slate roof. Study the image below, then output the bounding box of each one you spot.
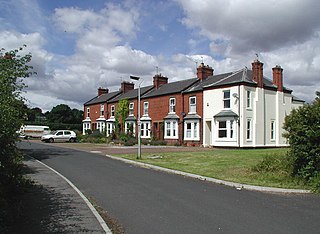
[184,68,292,93]
[142,78,198,98]
[84,91,121,105]
[109,85,154,102]
[214,110,238,118]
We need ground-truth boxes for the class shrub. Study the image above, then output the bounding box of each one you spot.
[283,91,320,182]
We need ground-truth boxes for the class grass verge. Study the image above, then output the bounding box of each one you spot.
[118,148,309,190]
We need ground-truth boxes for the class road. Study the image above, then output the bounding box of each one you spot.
[19,141,320,234]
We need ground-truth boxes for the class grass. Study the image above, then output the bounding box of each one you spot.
[118,148,309,190]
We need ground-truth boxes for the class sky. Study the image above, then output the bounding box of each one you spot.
[0,0,319,111]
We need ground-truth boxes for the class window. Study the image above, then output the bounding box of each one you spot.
[64,131,71,135]
[246,119,252,141]
[271,120,275,141]
[184,120,199,140]
[125,121,135,136]
[129,103,134,116]
[189,97,196,113]
[218,121,227,138]
[111,105,115,117]
[141,121,150,138]
[164,120,178,139]
[169,98,176,113]
[144,102,149,116]
[87,107,90,118]
[107,122,115,136]
[100,104,104,116]
[217,120,236,140]
[246,90,251,109]
[223,90,230,108]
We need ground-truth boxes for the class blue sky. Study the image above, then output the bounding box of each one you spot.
[0,0,319,111]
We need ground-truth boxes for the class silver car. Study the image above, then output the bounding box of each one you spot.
[41,130,77,143]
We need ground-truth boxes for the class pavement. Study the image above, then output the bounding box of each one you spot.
[16,156,111,233]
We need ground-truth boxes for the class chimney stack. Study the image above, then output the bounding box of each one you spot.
[251,59,264,88]
[98,87,109,96]
[197,63,214,80]
[153,74,168,89]
[272,65,283,92]
[120,81,134,93]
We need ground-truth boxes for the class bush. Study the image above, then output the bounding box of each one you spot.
[252,153,292,175]
[283,91,320,182]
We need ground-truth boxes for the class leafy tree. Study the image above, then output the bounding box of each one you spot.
[0,46,35,191]
[283,91,320,184]
[115,99,129,133]
[45,104,83,124]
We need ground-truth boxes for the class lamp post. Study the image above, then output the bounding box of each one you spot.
[130,75,143,159]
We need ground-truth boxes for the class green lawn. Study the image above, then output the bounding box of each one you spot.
[118,148,309,189]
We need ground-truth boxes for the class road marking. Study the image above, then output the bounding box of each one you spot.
[32,157,112,234]
[90,151,103,154]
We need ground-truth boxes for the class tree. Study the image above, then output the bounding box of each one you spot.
[115,99,129,133]
[45,104,83,124]
[0,46,35,190]
[283,91,320,183]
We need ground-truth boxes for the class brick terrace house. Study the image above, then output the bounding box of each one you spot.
[83,59,304,147]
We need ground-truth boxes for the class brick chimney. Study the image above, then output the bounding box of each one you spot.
[197,63,214,80]
[272,65,283,92]
[251,59,264,88]
[153,74,168,89]
[98,87,109,96]
[120,81,134,93]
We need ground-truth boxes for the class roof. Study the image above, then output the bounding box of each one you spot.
[292,95,305,103]
[184,68,292,93]
[142,78,198,98]
[214,110,238,118]
[84,91,121,105]
[109,85,154,102]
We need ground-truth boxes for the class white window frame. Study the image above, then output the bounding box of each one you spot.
[189,97,196,113]
[271,120,276,141]
[169,98,176,113]
[125,121,136,136]
[184,120,200,140]
[106,122,115,136]
[129,102,134,116]
[217,119,236,141]
[141,121,151,138]
[111,105,115,117]
[164,120,178,139]
[143,102,149,116]
[246,90,251,109]
[246,118,252,141]
[87,107,90,118]
[223,90,231,109]
[100,104,104,116]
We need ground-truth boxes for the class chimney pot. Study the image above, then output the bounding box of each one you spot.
[98,87,108,96]
[197,63,214,80]
[153,74,168,89]
[272,65,284,92]
[251,60,264,88]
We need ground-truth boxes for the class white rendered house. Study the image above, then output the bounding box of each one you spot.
[202,60,304,148]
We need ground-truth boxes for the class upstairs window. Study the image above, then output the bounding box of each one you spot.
[87,107,90,118]
[111,105,115,117]
[169,98,176,113]
[246,90,251,109]
[189,97,196,113]
[100,104,104,116]
[223,90,230,108]
[144,102,149,116]
[271,120,276,141]
[129,102,134,116]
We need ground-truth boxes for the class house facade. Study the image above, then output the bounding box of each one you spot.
[83,59,304,147]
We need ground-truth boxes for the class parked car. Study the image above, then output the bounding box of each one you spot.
[41,130,77,143]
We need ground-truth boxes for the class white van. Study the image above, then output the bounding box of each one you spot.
[19,125,51,139]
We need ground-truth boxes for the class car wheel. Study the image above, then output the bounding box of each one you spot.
[49,138,54,143]
[69,138,76,143]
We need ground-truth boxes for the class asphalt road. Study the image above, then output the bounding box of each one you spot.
[19,141,320,234]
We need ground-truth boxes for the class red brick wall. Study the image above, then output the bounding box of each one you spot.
[182,91,203,146]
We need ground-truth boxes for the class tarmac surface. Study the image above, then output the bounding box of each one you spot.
[17,156,110,233]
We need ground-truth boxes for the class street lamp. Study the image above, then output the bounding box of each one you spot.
[130,75,143,159]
